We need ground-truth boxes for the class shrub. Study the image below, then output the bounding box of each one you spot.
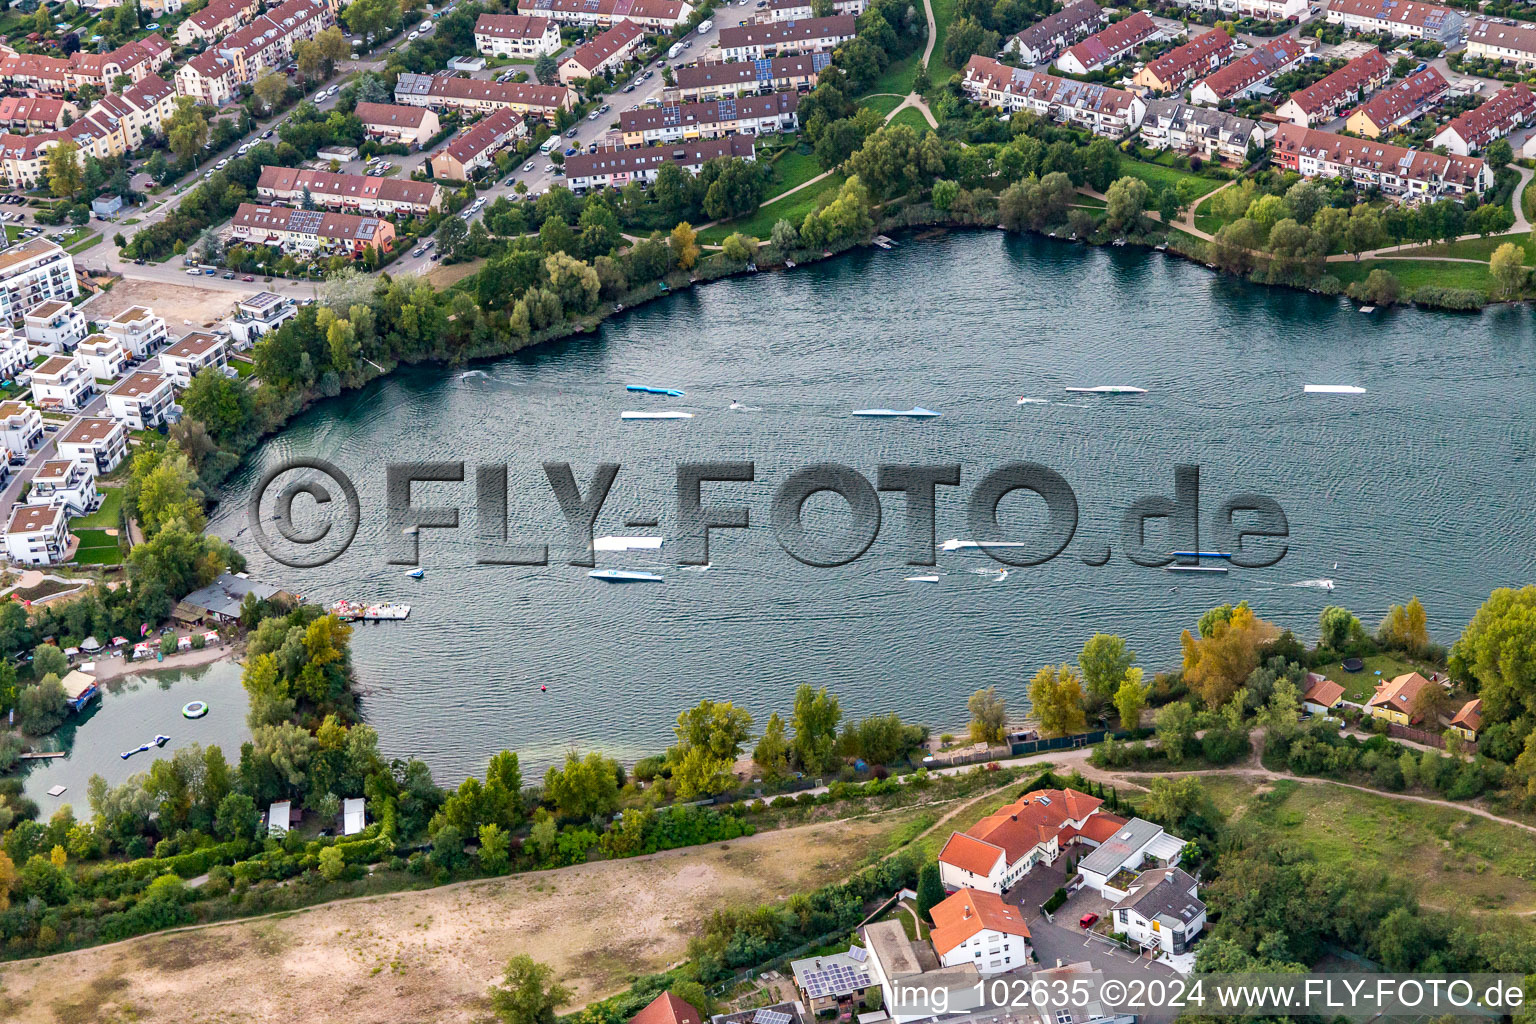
[1409,286,1484,311]
[1043,887,1069,914]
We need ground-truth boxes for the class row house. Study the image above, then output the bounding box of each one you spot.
[0,96,78,134]
[256,166,443,217]
[1006,1,1106,65]
[160,332,229,387]
[4,504,70,567]
[1465,17,1536,67]
[226,292,296,349]
[0,329,27,381]
[30,354,95,412]
[355,102,442,149]
[717,15,858,61]
[617,91,798,145]
[22,298,87,353]
[0,75,178,186]
[754,0,864,22]
[75,334,128,380]
[229,204,397,258]
[1139,99,1264,162]
[0,34,171,93]
[176,0,262,46]
[962,55,1146,136]
[0,400,43,452]
[516,0,695,29]
[1190,36,1304,105]
[560,20,647,83]
[1344,66,1448,137]
[473,13,564,58]
[26,459,99,518]
[1055,11,1161,75]
[1325,0,1464,42]
[937,788,1126,893]
[176,0,337,102]
[105,371,176,431]
[428,107,528,180]
[1132,28,1234,93]
[565,135,755,191]
[57,417,128,475]
[1171,0,1306,21]
[1433,82,1536,154]
[0,240,78,322]
[90,74,178,151]
[669,52,830,101]
[394,72,576,123]
[105,305,170,361]
[1271,122,1489,197]
[1275,48,1390,126]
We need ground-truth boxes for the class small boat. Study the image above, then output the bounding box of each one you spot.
[904,575,940,583]
[1165,565,1228,574]
[1064,385,1147,394]
[1171,551,1232,559]
[406,568,425,579]
[1304,384,1366,394]
[459,370,488,380]
[593,536,663,551]
[621,410,693,420]
[1017,397,1050,405]
[589,569,664,582]
[785,259,796,268]
[626,385,685,397]
[873,236,895,250]
[1290,578,1337,590]
[940,539,1030,551]
[402,525,419,536]
[851,407,940,418]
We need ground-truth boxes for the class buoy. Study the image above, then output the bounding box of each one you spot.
[182,700,209,719]
[540,685,547,692]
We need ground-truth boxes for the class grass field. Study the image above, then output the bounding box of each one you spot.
[1201,777,1536,915]
[931,0,961,75]
[71,488,122,530]
[1406,231,1533,264]
[72,529,122,566]
[1308,653,1439,702]
[1120,160,1225,199]
[698,172,844,244]
[860,94,904,116]
[762,144,824,196]
[888,106,932,132]
[1330,258,1494,297]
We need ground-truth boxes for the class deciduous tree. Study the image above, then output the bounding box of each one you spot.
[1028,665,1086,738]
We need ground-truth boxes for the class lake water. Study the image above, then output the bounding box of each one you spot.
[205,231,1536,783]
[22,661,251,817]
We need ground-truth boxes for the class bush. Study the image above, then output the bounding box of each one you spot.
[1043,887,1069,914]
[1409,286,1484,311]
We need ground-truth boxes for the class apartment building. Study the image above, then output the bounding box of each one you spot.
[176,0,263,45]
[516,0,694,28]
[30,354,94,412]
[0,96,78,133]
[1138,99,1264,161]
[355,102,442,149]
[26,460,100,517]
[57,416,128,474]
[670,53,831,100]
[1275,48,1390,126]
[1433,82,1536,154]
[1168,0,1306,20]
[395,72,576,122]
[1344,66,1448,137]
[160,332,229,387]
[105,371,176,430]
[1190,36,1305,105]
[1006,1,1106,64]
[176,52,239,106]
[0,240,78,323]
[617,91,799,145]
[1325,0,1464,42]
[22,298,87,353]
[229,204,397,258]
[962,56,1146,136]
[429,107,529,180]
[256,166,443,216]
[0,75,178,187]
[473,13,564,58]
[0,401,43,453]
[565,136,756,191]
[755,0,864,22]
[717,15,858,60]
[1055,12,1161,75]
[75,334,128,380]
[1271,122,1489,197]
[4,504,70,566]
[0,329,26,381]
[0,34,171,93]
[226,292,296,349]
[104,305,170,361]
[175,0,338,102]
[1132,28,1234,92]
[560,21,647,83]
[1465,17,1536,67]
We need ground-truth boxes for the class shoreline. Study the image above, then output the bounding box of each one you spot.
[88,642,241,684]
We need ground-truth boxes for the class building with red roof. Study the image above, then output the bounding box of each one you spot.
[630,992,702,1024]
[930,888,1031,973]
[937,788,1122,893]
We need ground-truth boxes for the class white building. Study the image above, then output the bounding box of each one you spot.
[26,459,99,517]
[105,371,175,430]
[1326,0,1464,41]
[57,416,128,474]
[30,354,94,412]
[1139,99,1265,162]
[22,298,88,353]
[104,305,170,361]
[0,240,79,323]
[860,920,984,1024]
[0,401,43,454]
[4,503,70,566]
[0,328,28,380]
[929,888,1031,975]
[226,292,295,350]
[1466,17,1536,67]
[1075,818,1188,897]
[961,57,1146,137]
[160,332,229,387]
[937,787,1127,894]
[474,13,563,57]
[1110,867,1206,970]
[75,334,128,381]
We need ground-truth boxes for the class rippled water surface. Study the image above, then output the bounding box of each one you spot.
[207,232,1536,781]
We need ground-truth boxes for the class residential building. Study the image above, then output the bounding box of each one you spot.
[75,334,128,381]
[1006,1,1107,65]
[4,504,70,566]
[230,204,397,258]
[178,571,289,621]
[1133,28,1234,93]
[937,787,1123,893]
[516,0,694,27]
[565,136,755,191]
[617,92,799,145]
[929,888,1031,975]
[175,0,261,46]
[22,298,87,353]
[429,107,529,180]
[227,292,295,349]
[105,371,176,430]
[1055,11,1161,75]
[0,96,78,133]
[560,20,647,83]
[57,416,128,474]
[1171,0,1306,20]
[1138,99,1263,162]
[1446,698,1482,741]
[473,13,563,58]
[0,240,78,322]
[104,305,170,361]
[88,74,178,150]
[0,34,171,93]
[0,75,177,187]
[860,920,983,1024]
[789,946,877,1017]
[629,991,703,1024]
[0,401,43,453]
[1272,122,1489,196]
[176,52,240,106]
[160,332,228,387]
[26,459,99,517]
[1367,670,1437,724]
[256,166,443,216]
[1110,867,1206,965]
[1433,83,1536,154]
[962,56,1147,136]
[1465,17,1536,67]
[1345,66,1448,137]
[1325,0,1463,41]
[1190,36,1304,105]
[755,0,865,22]
[0,329,26,380]
[671,53,831,100]
[717,15,858,61]
[1274,48,1391,126]
[355,102,442,149]
[1301,672,1345,714]
[395,72,576,122]
[31,354,94,412]
[174,0,338,102]
[1075,817,1189,897]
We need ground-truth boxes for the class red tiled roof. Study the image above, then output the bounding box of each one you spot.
[930,888,1031,957]
[630,992,702,1024]
[937,832,1006,876]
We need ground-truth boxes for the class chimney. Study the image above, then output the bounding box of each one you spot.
[963,906,972,919]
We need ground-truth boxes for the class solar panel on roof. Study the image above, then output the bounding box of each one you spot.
[753,1010,792,1024]
[847,946,867,962]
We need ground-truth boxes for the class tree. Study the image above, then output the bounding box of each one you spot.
[720,232,756,265]
[1079,634,1136,703]
[1284,180,1326,226]
[47,141,83,202]
[1028,665,1087,738]
[489,955,572,1024]
[165,97,210,164]
[1490,241,1526,299]
[931,178,959,213]
[669,221,699,271]
[791,684,842,774]
[17,674,68,736]
[1453,585,1536,726]
[254,72,288,113]
[916,862,945,922]
[1485,137,1513,168]
[318,845,346,880]
[943,16,1000,69]
[1143,776,1212,829]
[1245,194,1291,238]
[1181,604,1279,708]
[769,217,799,257]
[1154,701,1198,764]
[215,792,260,841]
[1348,267,1400,306]
[753,711,790,778]
[1113,667,1149,730]
[479,822,511,872]
[31,643,68,680]
[967,686,1007,744]
[669,699,753,798]
[342,0,401,46]
[1082,138,1120,193]
[534,53,559,85]
[542,752,620,818]
[1318,605,1362,650]
[1377,597,1429,655]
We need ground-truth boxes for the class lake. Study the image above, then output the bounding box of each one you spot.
[205,230,1536,783]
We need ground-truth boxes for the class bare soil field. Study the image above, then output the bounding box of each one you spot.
[83,279,239,329]
[0,814,909,1024]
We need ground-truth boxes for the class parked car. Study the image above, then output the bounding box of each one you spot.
[1079,913,1099,929]
[223,271,235,279]
[522,161,534,172]
[215,158,229,169]
[588,110,601,120]
[243,275,254,281]
[566,127,579,138]
[564,146,577,156]
[412,247,426,257]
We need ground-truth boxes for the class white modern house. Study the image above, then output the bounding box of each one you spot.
[929,888,1031,975]
[1076,817,1188,897]
[0,240,79,322]
[104,305,170,361]
[860,920,984,1024]
[25,459,100,517]
[160,332,228,387]
[1110,866,1206,971]
[0,328,28,380]
[75,334,128,381]
[30,354,94,412]
[0,401,43,453]
[226,292,294,349]
[57,416,128,474]
[3,503,71,565]
[22,298,88,353]
[105,371,176,430]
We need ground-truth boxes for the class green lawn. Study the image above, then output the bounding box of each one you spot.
[1330,258,1494,297]
[1307,652,1439,703]
[931,0,961,76]
[1119,160,1224,198]
[1073,194,1107,209]
[860,94,904,116]
[66,233,101,256]
[698,173,845,244]
[233,359,256,379]
[1403,231,1533,264]
[72,529,122,566]
[71,488,122,530]
[1200,777,1536,915]
[764,145,824,196]
[888,106,932,132]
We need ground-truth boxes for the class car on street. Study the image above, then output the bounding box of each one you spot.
[600,103,610,113]
[412,248,426,257]
[1079,913,1099,929]
[215,158,229,169]
[223,272,236,279]
[263,129,274,138]
[523,162,534,171]
[420,19,432,30]
[243,275,254,281]
[187,268,202,276]
[588,110,600,120]
[408,30,419,39]
[566,127,579,138]
[564,146,577,156]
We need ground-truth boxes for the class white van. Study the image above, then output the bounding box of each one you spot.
[540,135,559,154]
[697,18,713,32]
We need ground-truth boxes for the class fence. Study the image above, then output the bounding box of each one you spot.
[1008,729,1116,757]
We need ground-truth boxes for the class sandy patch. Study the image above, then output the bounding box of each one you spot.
[84,279,239,329]
[0,814,903,1024]
[90,644,239,683]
